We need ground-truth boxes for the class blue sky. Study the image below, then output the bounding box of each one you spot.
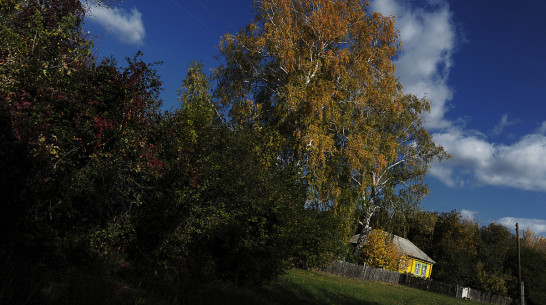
[83,0,546,235]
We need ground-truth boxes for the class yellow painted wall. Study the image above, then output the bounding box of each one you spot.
[400,257,433,279]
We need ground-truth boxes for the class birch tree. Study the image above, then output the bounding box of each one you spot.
[214,0,447,257]
[352,92,448,259]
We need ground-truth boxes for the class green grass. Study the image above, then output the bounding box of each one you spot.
[187,268,484,305]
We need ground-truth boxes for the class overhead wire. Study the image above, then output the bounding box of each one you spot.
[191,0,237,33]
[169,0,222,39]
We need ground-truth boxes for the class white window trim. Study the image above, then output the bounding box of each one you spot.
[414,262,421,276]
[421,264,427,277]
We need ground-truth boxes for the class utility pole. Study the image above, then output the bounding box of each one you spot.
[516,223,525,305]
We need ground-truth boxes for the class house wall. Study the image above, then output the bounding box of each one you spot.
[401,257,433,279]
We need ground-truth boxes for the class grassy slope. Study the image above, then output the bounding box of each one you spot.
[188,268,484,305]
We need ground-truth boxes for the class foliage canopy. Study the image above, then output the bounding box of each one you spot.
[214,0,448,260]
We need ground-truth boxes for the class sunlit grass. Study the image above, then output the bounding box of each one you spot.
[187,268,485,305]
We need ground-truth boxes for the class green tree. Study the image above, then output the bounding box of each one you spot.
[519,246,546,305]
[371,208,437,252]
[475,223,514,296]
[428,211,480,287]
[0,2,163,302]
[134,62,314,285]
[130,61,221,278]
[1,0,88,251]
[503,233,546,305]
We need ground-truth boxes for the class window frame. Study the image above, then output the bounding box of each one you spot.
[414,262,421,276]
[421,263,427,277]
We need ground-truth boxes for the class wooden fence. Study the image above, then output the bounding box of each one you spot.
[325,261,513,305]
[461,286,514,305]
[398,274,513,305]
[324,261,400,285]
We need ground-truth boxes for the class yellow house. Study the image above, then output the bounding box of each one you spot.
[350,232,436,279]
[390,234,435,279]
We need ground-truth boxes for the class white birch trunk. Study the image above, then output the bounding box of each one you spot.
[353,205,376,260]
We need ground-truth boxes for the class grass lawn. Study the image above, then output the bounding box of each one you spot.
[188,268,484,305]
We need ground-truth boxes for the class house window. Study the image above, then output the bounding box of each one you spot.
[421,264,427,277]
[414,262,421,276]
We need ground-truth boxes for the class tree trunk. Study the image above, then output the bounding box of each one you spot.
[353,206,375,260]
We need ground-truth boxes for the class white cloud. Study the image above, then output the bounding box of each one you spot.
[86,3,145,45]
[481,135,546,191]
[372,0,546,192]
[428,163,459,187]
[432,129,546,191]
[429,128,494,188]
[497,217,546,235]
[371,0,456,129]
[492,114,519,135]
[461,209,478,222]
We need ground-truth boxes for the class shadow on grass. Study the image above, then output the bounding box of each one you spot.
[184,277,381,305]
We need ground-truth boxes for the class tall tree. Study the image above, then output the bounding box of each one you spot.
[0,0,163,267]
[518,246,546,305]
[477,223,515,296]
[429,211,481,287]
[0,1,167,303]
[214,0,447,258]
[138,62,313,284]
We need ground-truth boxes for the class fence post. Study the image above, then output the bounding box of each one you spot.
[519,281,525,305]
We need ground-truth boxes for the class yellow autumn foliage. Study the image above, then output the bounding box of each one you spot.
[360,230,405,271]
[215,0,448,244]
[523,228,546,254]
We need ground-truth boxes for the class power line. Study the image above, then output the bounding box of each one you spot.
[192,0,237,32]
[169,0,222,39]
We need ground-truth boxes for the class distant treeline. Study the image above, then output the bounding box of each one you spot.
[368,209,546,304]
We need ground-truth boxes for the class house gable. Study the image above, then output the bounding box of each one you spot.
[350,231,435,279]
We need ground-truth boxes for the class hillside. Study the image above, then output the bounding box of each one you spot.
[187,269,484,305]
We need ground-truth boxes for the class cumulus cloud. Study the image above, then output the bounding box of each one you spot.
[497,217,546,235]
[482,135,546,190]
[86,3,145,45]
[371,0,455,129]
[461,209,478,222]
[372,0,546,193]
[432,129,546,191]
[428,128,492,187]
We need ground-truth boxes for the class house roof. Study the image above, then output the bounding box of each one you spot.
[350,231,436,264]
